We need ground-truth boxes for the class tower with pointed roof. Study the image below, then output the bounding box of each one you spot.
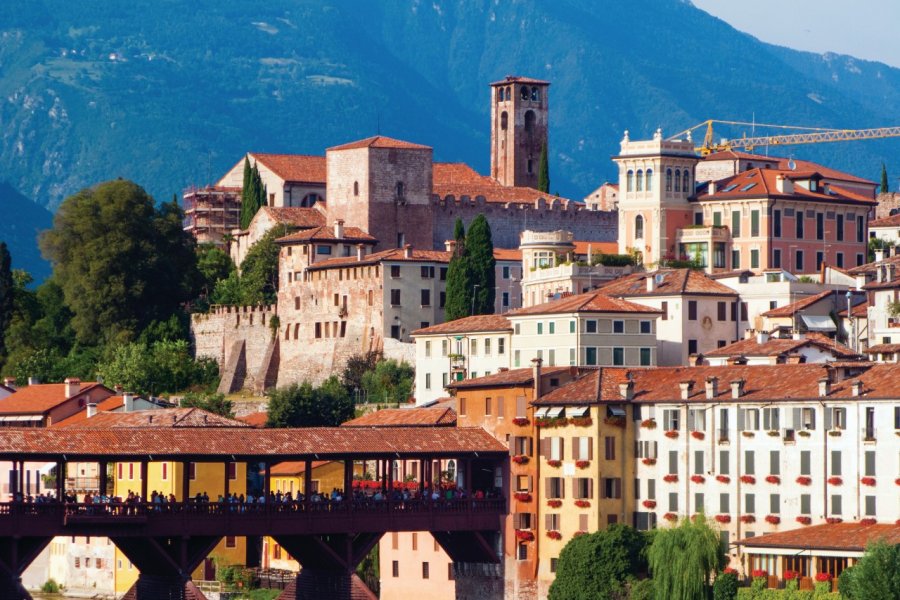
[490,76,550,188]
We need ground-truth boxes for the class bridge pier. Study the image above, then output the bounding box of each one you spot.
[273,533,381,600]
[113,536,221,600]
[0,536,51,600]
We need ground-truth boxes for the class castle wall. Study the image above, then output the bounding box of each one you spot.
[432,195,618,250]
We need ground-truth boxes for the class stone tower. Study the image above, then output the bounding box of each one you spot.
[490,76,550,188]
[612,129,699,266]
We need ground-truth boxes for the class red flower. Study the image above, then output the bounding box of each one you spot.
[765,515,781,525]
[860,518,877,525]
[740,475,756,484]
[751,569,768,579]
[511,455,529,464]
[573,531,586,537]
[826,517,843,524]
[716,475,730,484]
[604,416,626,428]
[784,570,799,580]
[691,430,705,440]
[546,530,562,540]
[860,477,876,486]
[723,568,738,575]
[715,514,731,523]
[515,530,534,541]
[896,478,900,486]
[740,515,756,523]
[663,474,678,483]
[574,499,591,508]
[547,499,562,508]
[511,417,530,427]
[575,460,590,469]
[547,459,562,468]
[642,457,657,465]
[765,475,781,484]
[514,492,532,502]
[663,512,678,522]
[642,500,657,509]
[641,419,657,429]
[796,476,812,486]
[796,516,812,525]
[665,430,679,439]
[815,573,833,582]
[828,477,843,486]
[690,474,706,484]
[570,417,593,427]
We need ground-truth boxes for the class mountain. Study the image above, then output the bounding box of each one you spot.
[1,0,899,212]
[0,182,52,280]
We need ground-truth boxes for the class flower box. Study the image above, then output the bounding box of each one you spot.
[740,515,756,523]
[515,530,534,541]
[896,478,900,486]
[798,430,811,437]
[511,417,530,427]
[514,492,532,502]
[604,416,626,428]
[860,477,876,486]
[784,570,799,581]
[796,476,812,486]
[663,474,678,483]
[574,499,591,508]
[640,419,657,429]
[511,455,529,465]
[751,570,768,579]
[715,475,730,483]
[575,460,591,469]
[767,430,780,437]
[723,568,738,575]
[547,459,562,468]
[859,518,877,525]
[536,417,567,428]
[742,431,755,438]
[764,515,781,525]
[715,514,731,524]
[826,517,843,524]
[546,530,562,540]
[815,573,833,582]
[547,499,562,508]
[663,512,678,522]
[690,475,706,484]
[827,477,843,486]
[828,430,842,437]
[691,430,705,440]
[664,430,679,439]
[765,475,781,485]
[796,516,812,525]
[573,531,587,538]
[740,475,756,485]
[570,417,593,427]
[642,457,657,466]
[642,500,657,509]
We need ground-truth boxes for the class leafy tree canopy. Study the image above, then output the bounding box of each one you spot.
[96,339,218,396]
[360,359,414,405]
[341,351,382,395]
[180,391,234,418]
[212,225,286,306]
[843,541,900,599]
[538,141,550,193]
[647,515,725,600]
[0,242,13,363]
[465,214,496,315]
[266,376,354,427]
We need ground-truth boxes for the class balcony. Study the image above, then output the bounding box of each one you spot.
[676,225,731,243]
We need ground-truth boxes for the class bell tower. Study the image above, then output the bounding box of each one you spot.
[490,76,550,188]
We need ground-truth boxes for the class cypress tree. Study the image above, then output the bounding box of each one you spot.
[444,219,471,321]
[0,242,13,363]
[881,163,890,194]
[453,217,466,241]
[240,157,252,228]
[537,142,550,193]
[466,214,496,315]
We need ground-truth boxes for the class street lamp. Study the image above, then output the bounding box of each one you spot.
[845,290,854,352]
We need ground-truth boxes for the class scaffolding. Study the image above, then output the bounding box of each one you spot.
[182,185,242,246]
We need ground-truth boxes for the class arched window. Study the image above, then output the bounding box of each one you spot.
[396,181,404,198]
[646,169,653,191]
[666,169,673,192]
[626,170,634,192]
[682,171,691,194]
[531,87,540,101]
[500,111,508,131]
[353,181,359,196]
[505,87,511,101]
[527,159,533,174]
[635,215,644,239]
[674,169,682,192]
[636,170,644,192]
[520,86,529,101]
[524,110,536,133]
[497,87,503,103]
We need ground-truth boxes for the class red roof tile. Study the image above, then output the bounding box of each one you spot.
[736,522,900,552]
[573,241,619,256]
[51,396,126,427]
[694,168,876,205]
[307,247,451,271]
[342,407,456,427]
[433,163,492,186]
[412,314,512,336]
[0,383,109,415]
[599,269,737,297]
[493,248,522,261]
[838,301,869,317]
[62,408,251,428]
[508,290,663,316]
[870,213,900,228]
[261,206,326,228]
[702,150,780,163]
[448,367,574,390]
[863,343,900,354]
[328,136,431,152]
[251,153,326,184]
[276,225,377,244]
[704,333,859,359]
[269,460,331,476]
[237,412,268,427]
[434,182,571,205]
[761,290,837,317]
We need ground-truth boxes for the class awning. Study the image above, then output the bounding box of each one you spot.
[607,406,626,417]
[0,415,42,423]
[534,407,550,419]
[568,406,590,418]
[547,407,565,418]
[800,315,836,332]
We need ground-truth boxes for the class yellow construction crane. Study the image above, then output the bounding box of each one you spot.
[668,119,900,156]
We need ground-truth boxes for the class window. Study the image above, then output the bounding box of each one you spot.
[425,373,431,390]
[422,562,430,579]
[731,211,741,237]
[639,348,651,366]
[585,320,598,333]
[675,170,682,192]
[720,450,730,475]
[831,450,841,476]
[537,322,543,335]
[569,320,576,333]
[390,289,401,306]
[663,409,680,431]
[796,212,804,238]
[693,450,705,475]
[666,169,673,191]
[688,409,706,432]
[720,493,730,514]
[484,397,492,416]
[549,321,556,334]
[646,169,653,191]
[421,265,434,279]
[603,478,622,499]
[585,347,597,365]
[800,451,811,476]
[857,215,865,242]
[762,408,779,431]
[627,170,634,192]
[390,265,401,278]
[574,478,593,499]
[316,245,332,255]
[800,493,811,515]
[745,493,755,513]
[635,215,644,238]
[392,561,399,577]
[162,463,168,480]
[668,492,678,512]
[836,214,844,241]
[816,251,824,271]
[865,496,876,516]
[639,320,651,334]
[836,252,844,268]
[605,436,616,460]
[458,398,466,416]
[816,212,825,240]
[636,170,643,192]
[829,495,842,516]
[502,292,509,307]
[739,408,760,431]
[668,450,678,475]
[683,171,691,193]
[769,494,780,514]
[773,209,782,237]
[613,347,624,365]
[744,450,755,475]
[750,249,759,269]
[517,544,528,560]
[470,339,477,356]
[390,325,400,340]
[688,339,698,355]
[694,212,703,226]
[750,209,760,237]
[546,477,564,499]
[227,462,237,480]
[713,212,722,226]
[396,181,404,198]
[688,301,697,320]
[613,320,624,334]
[420,289,431,307]
[772,248,781,268]
[660,301,668,321]
[769,451,780,476]
[717,302,727,321]
[226,536,236,548]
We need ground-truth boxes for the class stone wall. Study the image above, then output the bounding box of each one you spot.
[876,192,900,218]
[432,195,618,250]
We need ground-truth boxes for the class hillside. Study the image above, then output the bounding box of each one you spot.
[0,182,52,279]
[0,0,899,212]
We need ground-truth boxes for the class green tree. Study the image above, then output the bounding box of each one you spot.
[40,180,199,345]
[444,219,472,321]
[647,515,725,600]
[465,214,496,315]
[266,376,354,427]
[96,339,218,396]
[0,242,13,365]
[881,163,889,194]
[361,359,414,405]
[548,524,648,600]
[180,391,234,418]
[453,217,466,242]
[240,157,253,228]
[538,141,550,193]
[197,244,235,295]
[341,351,382,396]
[845,541,900,600]
[712,571,738,600]
[238,225,285,305]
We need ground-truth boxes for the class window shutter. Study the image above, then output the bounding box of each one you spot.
[545,478,551,497]
[793,408,803,430]
[588,478,594,499]
[614,478,621,499]
[769,451,780,475]
[587,439,594,460]
[572,480,579,499]
[579,514,588,532]
[572,438,580,461]
[800,451,810,476]
[737,409,745,431]
[864,451,875,477]
[527,437,533,457]
[560,479,565,499]
[559,439,565,461]
[540,438,550,458]
[687,410,695,431]
[545,514,553,531]
[528,475,533,492]
[824,407,833,430]
[831,451,841,476]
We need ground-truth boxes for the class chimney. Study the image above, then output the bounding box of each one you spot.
[27,377,40,386]
[775,175,793,194]
[148,414,154,424]
[404,244,413,259]
[444,240,455,253]
[730,379,745,399]
[646,275,656,292]
[792,332,804,341]
[818,377,831,397]
[618,379,634,401]
[113,384,124,393]
[851,380,863,397]
[356,243,365,262]
[531,358,543,402]
[688,354,703,366]
[2,377,15,390]
[756,331,769,344]
[124,392,135,413]
[874,249,885,263]
[64,377,81,399]
[705,376,718,400]
[679,381,693,401]
[708,181,717,195]
[855,274,866,291]
[786,355,803,364]
[86,403,98,419]
[269,192,275,206]
[334,219,345,239]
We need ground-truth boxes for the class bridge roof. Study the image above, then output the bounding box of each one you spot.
[0,426,506,461]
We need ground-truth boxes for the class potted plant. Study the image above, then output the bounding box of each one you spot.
[740,475,756,484]
[826,517,843,524]
[642,500,657,509]
[715,514,731,524]
[546,530,562,540]
[513,492,532,502]
[764,515,781,525]
[663,474,678,483]
[740,515,755,523]
[641,457,657,466]
[691,430,705,440]
[604,415,626,428]
[796,516,812,525]
[574,499,591,508]
[663,512,678,522]
[860,477,876,486]
[547,459,562,468]
[690,475,705,484]
[640,418,657,429]
[511,417,530,426]
[742,431,755,438]
[511,455,529,465]
[765,475,780,484]
[859,518,877,525]
[796,476,812,486]
[575,460,590,469]
[570,417,593,427]
[827,477,843,486]
[515,530,534,541]
[715,475,730,484]
[547,499,562,508]
[664,430,679,439]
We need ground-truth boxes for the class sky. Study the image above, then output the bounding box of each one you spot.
[691,0,900,68]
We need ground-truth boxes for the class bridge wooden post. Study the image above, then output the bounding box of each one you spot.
[55,461,63,500]
[181,461,190,502]
[264,461,271,501]
[386,459,393,495]
[224,461,231,498]
[98,461,107,496]
[303,459,312,502]
[140,460,148,500]
[0,536,52,600]
[343,460,352,498]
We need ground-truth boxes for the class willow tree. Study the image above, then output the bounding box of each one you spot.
[647,515,724,600]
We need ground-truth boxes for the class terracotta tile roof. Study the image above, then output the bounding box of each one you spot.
[237,411,268,428]
[448,367,573,390]
[62,408,251,428]
[534,370,600,405]
[493,248,522,261]
[0,382,109,415]
[598,269,737,297]
[433,163,492,186]
[694,168,876,205]
[276,225,377,244]
[412,314,512,336]
[863,343,900,354]
[573,241,619,256]
[307,247,451,271]
[838,301,869,317]
[736,522,900,552]
[261,206,326,228]
[870,213,900,228]
[702,150,779,163]
[778,158,875,186]
[51,396,126,427]
[863,278,900,290]
[490,75,550,86]
[761,290,836,317]
[531,363,900,405]
[509,290,662,316]
[434,182,572,205]
[0,427,508,460]
[328,136,431,152]
[704,333,859,359]
[342,407,456,427]
[250,153,326,184]
[269,460,331,476]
